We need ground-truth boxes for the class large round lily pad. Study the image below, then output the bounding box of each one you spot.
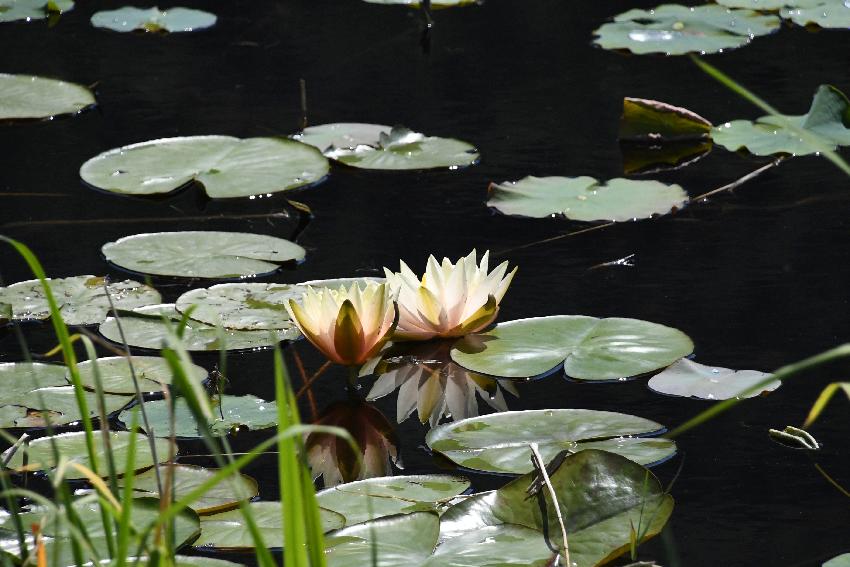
[593,4,780,55]
[488,176,688,221]
[317,475,470,528]
[80,136,329,199]
[0,275,161,325]
[781,0,850,29]
[99,304,297,351]
[120,395,278,438]
[450,315,694,380]
[426,409,676,474]
[0,74,93,120]
[0,0,74,23]
[102,231,305,279]
[648,358,779,400]
[196,501,344,550]
[91,7,216,33]
[75,355,208,394]
[2,430,173,477]
[176,283,304,331]
[825,554,850,567]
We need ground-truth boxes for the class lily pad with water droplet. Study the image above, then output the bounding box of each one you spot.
[0,275,161,325]
[648,358,779,400]
[593,4,781,55]
[781,0,850,29]
[99,304,297,352]
[451,315,694,380]
[426,409,676,474]
[176,283,304,331]
[713,85,850,156]
[75,355,208,394]
[91,6,216,33]
[0,0,73,22]
[102,231,306,279]
[0,74,93,120]
[487,176,688,221]
[80,136,329,199]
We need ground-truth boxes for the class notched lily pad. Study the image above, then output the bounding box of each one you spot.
[0,74,93,120]
[80,135,329,199]
[102,231,306,279]
[0,0,73,23]
[91,6,216,33]
[75,355,208,394]
[648,358,779,400]
[593,4,781,55]
[488,176,688,221]
[176,283,304,331]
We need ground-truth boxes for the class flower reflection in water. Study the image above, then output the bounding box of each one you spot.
[366,340,519,428]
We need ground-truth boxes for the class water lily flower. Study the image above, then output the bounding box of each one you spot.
[384,250,516,341]
[285,282,396,366]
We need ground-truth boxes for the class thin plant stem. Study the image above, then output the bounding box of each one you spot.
[814,463,850,499]
[529,442,570,565]
[293,349,319,418]
[296,360,333,400]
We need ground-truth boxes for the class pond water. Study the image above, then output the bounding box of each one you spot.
[2,0,850,565]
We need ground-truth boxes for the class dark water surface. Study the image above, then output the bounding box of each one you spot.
[3,1,850,565]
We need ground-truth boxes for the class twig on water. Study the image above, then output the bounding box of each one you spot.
[529,442,570,566]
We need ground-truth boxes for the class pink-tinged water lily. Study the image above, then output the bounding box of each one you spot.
[285,282,396,366]
[384,250,516,341]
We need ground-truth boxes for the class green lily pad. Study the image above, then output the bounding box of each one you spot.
[439,449,674,567]
[825,554,850,567]
[99,304,296,351]
[317,475,470,527]
[715,0,787,8]
[80,136,329,199]
[196,501,344,550]
[620,97,713,141]
[117,464,258,514]
[0,0,73,22]
[450,315,694,380]
[648,358,779,400]
[782,0,850,29]
[102,231,306,279]
[0,74,93,120]
[426,409,676,474]
[2,430,173,477]
[120,395,278,438]
[487,176,688,221]
[593,4,780,55]
[176,283,304,331]
[0,275,161,325]
[295,124,479,170]
[91,6,216,33]
[713,85,850,156]
[75,355,208,394]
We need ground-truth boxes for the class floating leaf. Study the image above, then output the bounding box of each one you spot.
[99,304,296,351]
[75,355,208,394]
[647,358,779,400]
[292,123,393,151]
[715,0,787,8]
[120,395,278,438]
[91,6,216,33]
[713,84,850,156]
[825,554,850,567]
[488,176,688,221]
[451,315,694,380]
[620,97,713,142]
[117,464,258,514]
[593,5,780,55]
[0,74,93,120]
[782,0,850,28]
[317,475,470,528]
[0,0,73,22]
[2,430,173,477]
[0,275,160,325]
[176,283,304,331]
[426,409,676,474]
[102,231,306,279]
[196,501,344,550]
[80,136,329,199]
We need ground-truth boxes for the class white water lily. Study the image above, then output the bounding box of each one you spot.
[384,250,516,341]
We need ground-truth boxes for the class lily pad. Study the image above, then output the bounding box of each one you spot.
[75,355,208,394]
[317,475,470,527]
[825,554,850,567]
[0,74,93,120]
[120,395,278,438]
[91,6,217,33]
[487,176,688,221]
[2,430,173,477]
[0,0,73,22]
[99,304,296,351]
[782,0,850,28]
[0,275,161,325]
[426,409,676,474]
[176,283,304,331]
[196,501,344,550]
[80,136,328,199]
[295,124,479,170]
[117,464,258,514]
[713,85,850,156]
[620,97,713,141]
[647,358,779,400]
[102,231,306,279]
[450,315,694,380]
[593,4,780,55]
